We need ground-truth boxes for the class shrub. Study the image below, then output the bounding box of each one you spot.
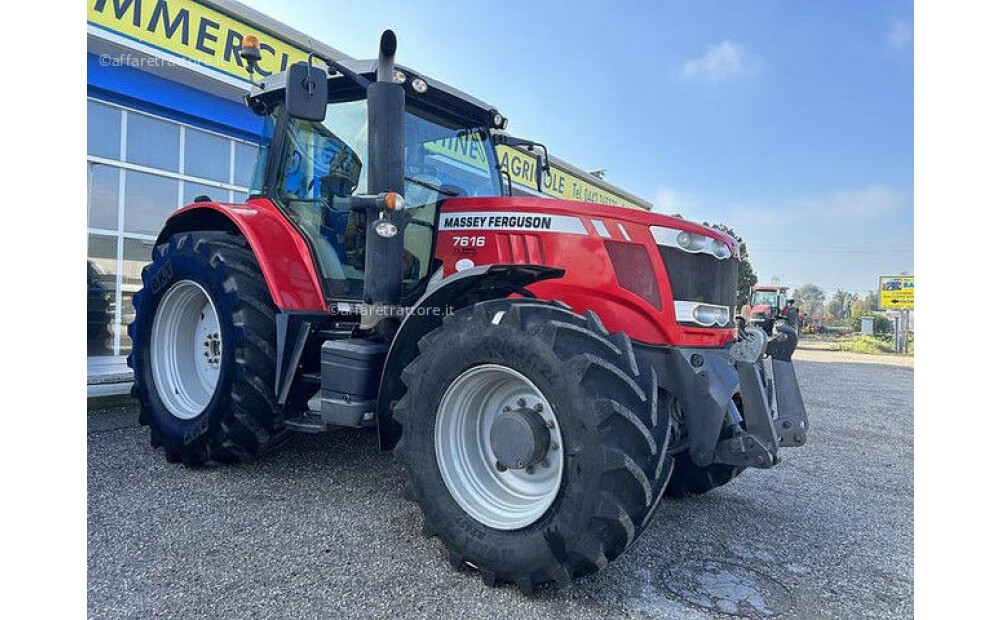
[835,334,895,355]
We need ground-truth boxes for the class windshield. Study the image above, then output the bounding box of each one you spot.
[752,290,780,307]
[261,99,500,300]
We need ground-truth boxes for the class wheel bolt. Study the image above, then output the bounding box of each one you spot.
[517,398,526,407]
[495,461,507,472]
[545,419,555,429]
[503,405,511,412]
[525,466,535,474]
[551,443,560,452]
[534,403,543,412]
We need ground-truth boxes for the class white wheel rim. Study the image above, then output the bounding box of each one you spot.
[150,280,222,420]
[435,364,564,530]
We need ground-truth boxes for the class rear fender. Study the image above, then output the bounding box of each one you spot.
[375,264,564,449]
[157,199,327,312]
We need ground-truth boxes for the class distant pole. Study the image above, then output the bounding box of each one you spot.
[903,310,910,355]
[893,310,906,353]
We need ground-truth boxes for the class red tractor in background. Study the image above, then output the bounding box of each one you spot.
[127,31,808,594]
[745,285,791,335]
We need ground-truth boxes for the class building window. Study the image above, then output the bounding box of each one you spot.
[87,234,118,357]
[183,180,229,205]
[184,127,230,182]
[87,163,120,230]
[124,170,179,236]
[234,142,259,187]
[86,98,257,358]
[126,112,180,172]
[87,101,121,160]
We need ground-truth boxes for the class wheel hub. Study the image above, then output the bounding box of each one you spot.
[435,364,564,530]
[490,406,550,470]
[149,280,222,420]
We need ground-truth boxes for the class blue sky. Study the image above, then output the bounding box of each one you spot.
[251,0,913,295]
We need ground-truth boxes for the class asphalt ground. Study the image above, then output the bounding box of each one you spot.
[88,350,913,619]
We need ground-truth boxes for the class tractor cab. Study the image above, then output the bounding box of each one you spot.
[242,51,533,306]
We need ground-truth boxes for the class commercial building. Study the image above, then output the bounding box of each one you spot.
[86,0,650,394]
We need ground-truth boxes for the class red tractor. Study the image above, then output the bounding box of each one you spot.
[745,285,790,335]
[127,32,808,594]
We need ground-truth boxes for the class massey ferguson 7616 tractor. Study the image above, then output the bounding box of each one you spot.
[127,32,808,594]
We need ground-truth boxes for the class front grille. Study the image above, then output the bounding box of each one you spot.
[657,246,738,312]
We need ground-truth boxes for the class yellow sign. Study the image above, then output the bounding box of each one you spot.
[88,0,318,82]
[879,275,914,309]
[423,139,645,209]
[497,146,644,209]
[424,135,492,171]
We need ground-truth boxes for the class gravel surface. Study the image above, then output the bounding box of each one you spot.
[88,354,913,619]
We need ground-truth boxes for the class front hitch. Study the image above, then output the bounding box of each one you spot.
[713,325,809,468]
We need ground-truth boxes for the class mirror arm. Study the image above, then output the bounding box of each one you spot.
[324,57,373,90]
[495,134,551,193]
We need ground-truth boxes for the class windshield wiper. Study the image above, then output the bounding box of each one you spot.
[405,176,460,197]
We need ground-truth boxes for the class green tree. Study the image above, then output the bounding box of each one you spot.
[826,289,857,319]
[792,283,826,320]
[704,222,758,308]
[850,291,879,318]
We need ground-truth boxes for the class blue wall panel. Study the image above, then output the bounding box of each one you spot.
[87,53,263,143]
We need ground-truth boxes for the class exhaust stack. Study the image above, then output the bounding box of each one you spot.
[362,30,407,322]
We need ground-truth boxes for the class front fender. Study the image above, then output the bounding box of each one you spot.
[375,264,564,449]
[158,198,327,311]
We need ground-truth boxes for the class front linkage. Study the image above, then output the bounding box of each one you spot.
[720,324,808,468]
[636,323,809,472]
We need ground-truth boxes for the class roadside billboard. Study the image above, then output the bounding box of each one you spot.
[879,275,914,309]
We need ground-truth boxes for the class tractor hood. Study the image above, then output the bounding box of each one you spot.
[439,196,740,259]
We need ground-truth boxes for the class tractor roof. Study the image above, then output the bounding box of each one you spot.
[753,286,788,292]
[250,59,503,129]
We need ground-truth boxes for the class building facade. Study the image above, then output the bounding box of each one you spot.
[86,0,650,394]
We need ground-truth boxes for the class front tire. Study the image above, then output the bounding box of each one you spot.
[666,402,746,498]
[128,232,285,465]
[393,299,674,593]
[665,451,744,498]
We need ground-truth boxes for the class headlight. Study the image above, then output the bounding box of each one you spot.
[392,69,407,84]
[711,239,731,259]
[676,231,706,251]
[411,77,428,93]
[675,301,731,327]
[650,226,731,259]
[373,219,398,238]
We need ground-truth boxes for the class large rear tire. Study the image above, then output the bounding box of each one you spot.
[393,299,674,594]
[127,232,285,465]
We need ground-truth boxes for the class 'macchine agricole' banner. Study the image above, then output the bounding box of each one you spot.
[89,0,317,81]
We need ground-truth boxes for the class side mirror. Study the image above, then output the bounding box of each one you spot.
[494,134,549,193]
[286,61,328,122]
[536,149,550,191]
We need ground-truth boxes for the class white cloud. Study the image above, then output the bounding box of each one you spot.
[678,40,762,83]
[889,20,913,50]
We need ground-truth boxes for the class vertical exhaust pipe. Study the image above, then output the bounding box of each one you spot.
[363,30,406,320]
